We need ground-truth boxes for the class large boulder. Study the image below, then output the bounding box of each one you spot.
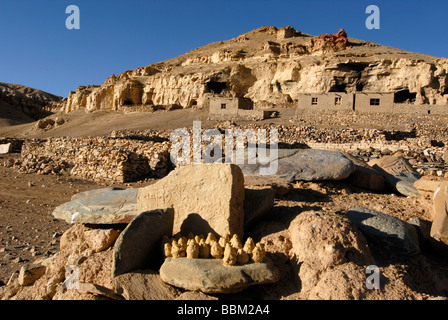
[346,208,420,256]
[159,257,279,294]
[112,208,174,277]
[52,188,138,224]
[288,211,374,297]
[232,149,355,182]
[137,164,245,239]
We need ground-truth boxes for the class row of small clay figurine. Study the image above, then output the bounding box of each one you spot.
[162,233,266,266]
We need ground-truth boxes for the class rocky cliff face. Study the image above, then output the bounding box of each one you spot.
[60,26,448,113]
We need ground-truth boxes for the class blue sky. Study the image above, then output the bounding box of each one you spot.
[0,0,446,97]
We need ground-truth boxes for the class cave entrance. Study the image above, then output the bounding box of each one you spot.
[205,81,227,94]
[122,100,134,106]
[394,89,417,103]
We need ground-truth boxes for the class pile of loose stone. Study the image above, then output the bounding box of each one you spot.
[3,136,171,183]
[2,117,447,183]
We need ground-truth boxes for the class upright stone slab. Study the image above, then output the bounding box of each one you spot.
[112,208,174,277]
[430,181,448,247]
[0,143,12,154]
[137,164,245,239]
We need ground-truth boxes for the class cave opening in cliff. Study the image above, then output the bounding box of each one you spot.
[122,100,134,106]
[329,83,347,93]
[394,89,416,103]
[205,81,227,94]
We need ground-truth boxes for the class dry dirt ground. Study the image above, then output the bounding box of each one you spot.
[1,107,448,298]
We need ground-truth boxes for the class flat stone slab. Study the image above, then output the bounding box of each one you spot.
[346,208,420,256]
[386,172,422,197]
[53,188,138,224]
[230,149,355,182]
[159,257,279,294]
[71,187,125,201]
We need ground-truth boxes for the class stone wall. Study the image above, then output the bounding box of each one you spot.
[16,137,172,183]
[208,110,269,121]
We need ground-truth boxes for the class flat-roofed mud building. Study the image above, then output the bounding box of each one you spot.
[297,92,448,114]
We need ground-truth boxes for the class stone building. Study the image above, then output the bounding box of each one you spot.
[208,96,269,120]
[297,91,448,115]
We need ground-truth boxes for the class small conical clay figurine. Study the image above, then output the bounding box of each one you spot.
[171,241,185,258]
[164,242,172,258]
[210,240,223,259]
[195,234,204,243]
[178,237,188,251]
[251,243,266,263]
[230,234,242,250]
[243,237,255,254]
[186,239,199,259]
[237,248,249,265]
[205,233,217,244]
[218,234,230,248]
[187,232,194,240]
[198,239,210,258]
[223,243,237,266]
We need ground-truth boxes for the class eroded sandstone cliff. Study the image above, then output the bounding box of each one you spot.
[59,26,448,113]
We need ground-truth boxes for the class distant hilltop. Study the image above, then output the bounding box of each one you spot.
[51,25,448,113]
[0,83,62,125]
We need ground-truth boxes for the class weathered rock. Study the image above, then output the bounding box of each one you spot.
[244,186,275,227]
[414,176,448,200]
[369,156,421,196]
[137,164,245,238]
[306,263,369,300]
[112,208,174,277]
[234,149,355,182]
[53,188,138,224]
[346,208,420,256]
[394,172,422,197]
[288,211,374,295]
[76,282,124,300]
[0,143,12,154]
[18,264,46,286]
[369,156,415,176]
[113,269,180,300]
[344,152,385,191]
[159,257,279,294]
[430,182,448,247]
[59,224,120,255]
[36,118,55,129]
